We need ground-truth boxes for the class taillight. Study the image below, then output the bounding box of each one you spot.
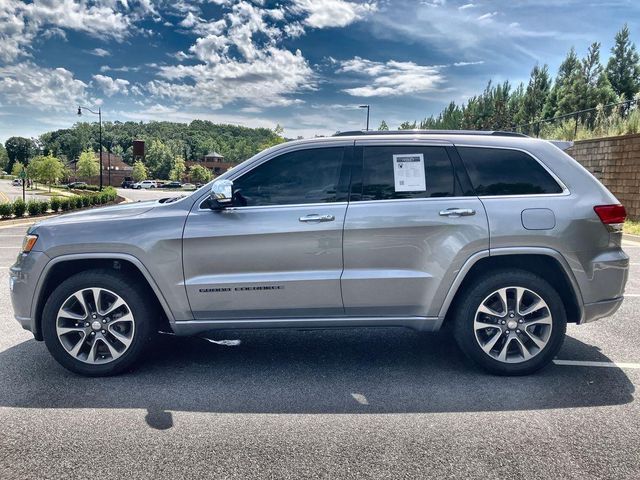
[594,204,626,232]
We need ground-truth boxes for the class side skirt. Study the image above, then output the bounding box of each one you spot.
[170,316,441,336]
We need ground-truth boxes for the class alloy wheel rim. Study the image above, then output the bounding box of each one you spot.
[56,288,135,364]
[473,286,552,364]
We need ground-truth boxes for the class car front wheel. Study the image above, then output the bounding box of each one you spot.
[42,270,154,376]
[453,270,567,375]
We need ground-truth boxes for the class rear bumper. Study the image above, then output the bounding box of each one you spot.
[581,296,624,324]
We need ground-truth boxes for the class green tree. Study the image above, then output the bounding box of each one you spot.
[398,121,417,130]
[4,136,36,171]
[77,149,100,178]
[0,143,8,172]
[145,139,173,179]
[11,161,24,177]
[606,24,640,101]
[169,157,186,181]
[29,154,64,191]
[544,48,582,118]
[519,65,552,131]
[131,160,147,182]
[189,164,212,183]
[378,120,389,130]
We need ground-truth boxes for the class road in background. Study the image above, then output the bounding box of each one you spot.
[0,179,54,203]
[0,224,639,479]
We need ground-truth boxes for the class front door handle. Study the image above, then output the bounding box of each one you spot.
[299,214,335,223]
[439,208,476,217]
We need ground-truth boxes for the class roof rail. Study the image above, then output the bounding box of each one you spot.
[333,129,528,138]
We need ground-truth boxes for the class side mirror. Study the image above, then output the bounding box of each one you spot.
[209,179,234,209]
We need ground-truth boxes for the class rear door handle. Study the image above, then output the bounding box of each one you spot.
[299,214,335,223]
[439,208,476,217]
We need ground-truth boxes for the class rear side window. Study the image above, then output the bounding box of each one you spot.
[357,146,457,201]
[233,147,344,206]
[457,147,563,196]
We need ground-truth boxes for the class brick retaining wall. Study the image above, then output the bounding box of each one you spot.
[565,133,640,220]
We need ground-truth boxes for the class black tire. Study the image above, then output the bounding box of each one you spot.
[453,269,566,376]
[42,269,155,376]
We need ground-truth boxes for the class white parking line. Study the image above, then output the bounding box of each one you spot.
[625,294,640,297]
[351,393,369,405]
[554,359,640,369]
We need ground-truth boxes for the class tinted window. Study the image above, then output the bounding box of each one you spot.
[457,147,563,196]
[233,147,344,206]
[358,146,456,201]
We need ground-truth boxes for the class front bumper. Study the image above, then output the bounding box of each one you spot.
[10,251,49,339]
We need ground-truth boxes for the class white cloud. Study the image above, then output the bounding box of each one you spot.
[0,61,89,109]
[153,1,316,109]
[458,3,475,9]
[453,60,484,66]
[0,0,145,62]
[92,74,130,97]
[290,0,377,29]
[89,48,111,57]
[477,11,498,21]
[339,57,444,97]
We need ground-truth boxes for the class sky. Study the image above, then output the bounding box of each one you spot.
[1,0,639,142]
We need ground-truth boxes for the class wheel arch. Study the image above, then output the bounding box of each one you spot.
[32,254,174,341]
[438,248,584,327]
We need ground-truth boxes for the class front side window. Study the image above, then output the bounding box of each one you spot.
[357,146,457,201]
[457,147,563,196]
[233,147,344,207]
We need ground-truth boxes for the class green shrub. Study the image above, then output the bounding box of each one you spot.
[13,199,26,217]
[27,201,40,216]
[0,203,13,218]
[81,195,91,207]
[38,200,49,215]
[72,196,83,209]
[59,198,71,211]
[50,197,61,212]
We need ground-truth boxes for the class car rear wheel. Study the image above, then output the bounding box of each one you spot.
[453,270,566,375]
[42,270,154,376]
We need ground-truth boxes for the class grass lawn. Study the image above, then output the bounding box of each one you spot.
[624,220,640,235]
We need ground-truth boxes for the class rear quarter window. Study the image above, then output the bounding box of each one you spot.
[457,147,563,196]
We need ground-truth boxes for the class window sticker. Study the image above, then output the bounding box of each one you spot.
[393,153,426,192]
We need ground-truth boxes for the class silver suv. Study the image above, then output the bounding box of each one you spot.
[10,131,629,376]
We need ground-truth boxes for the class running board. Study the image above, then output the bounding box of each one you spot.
[170,316,442,336]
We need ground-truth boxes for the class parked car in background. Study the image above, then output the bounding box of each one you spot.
[10,130,629,376]
[121,178,135,189]
[132,180,157,189]
[12,179,22,186]
[181,183,196,190]
[67,182,88,189]
[164,181,182,189]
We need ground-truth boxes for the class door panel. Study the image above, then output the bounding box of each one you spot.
[341,142,489,317]
[183,204,347,319]
[182,145,350,321]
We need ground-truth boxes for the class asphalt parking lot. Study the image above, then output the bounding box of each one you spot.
[0,221,639,479]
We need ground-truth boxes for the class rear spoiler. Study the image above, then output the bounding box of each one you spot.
[548,140,573,151]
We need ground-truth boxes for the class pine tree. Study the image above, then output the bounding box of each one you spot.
[378,120,389,130]
[519,65,551,130]
[606,24,640,101]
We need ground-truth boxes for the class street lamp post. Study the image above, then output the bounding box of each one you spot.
[359,104,370,131]
[77,105,103,191]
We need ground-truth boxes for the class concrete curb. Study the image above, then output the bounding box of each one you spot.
[623,233,640,242]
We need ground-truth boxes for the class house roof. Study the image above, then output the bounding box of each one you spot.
[204,151,224,158]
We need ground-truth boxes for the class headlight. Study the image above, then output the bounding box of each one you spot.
[21,234,38,253]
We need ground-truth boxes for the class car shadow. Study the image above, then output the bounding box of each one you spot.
[0,328,634,429]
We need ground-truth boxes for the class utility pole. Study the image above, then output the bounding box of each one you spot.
[359,104,370,131]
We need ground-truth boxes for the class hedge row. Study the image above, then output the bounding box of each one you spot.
[0,187,117,219]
